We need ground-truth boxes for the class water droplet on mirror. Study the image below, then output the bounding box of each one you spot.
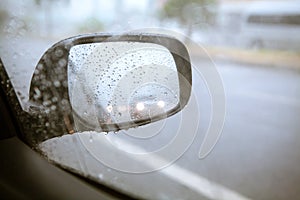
[53,81,61,87]
[55,49,64,58]
[98,174,103,180]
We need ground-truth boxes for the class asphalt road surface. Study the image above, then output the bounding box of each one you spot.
[181,60,300,200]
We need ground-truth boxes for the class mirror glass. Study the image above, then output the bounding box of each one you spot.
[68,42,179,130]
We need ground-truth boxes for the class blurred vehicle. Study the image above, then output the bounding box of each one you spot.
[216,1,300,50]
[240,1,300,50]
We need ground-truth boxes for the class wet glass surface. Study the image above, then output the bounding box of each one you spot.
[68,42,179,127]
[1,0,300,200]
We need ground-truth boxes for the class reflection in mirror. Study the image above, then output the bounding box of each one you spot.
[68,42,179,131]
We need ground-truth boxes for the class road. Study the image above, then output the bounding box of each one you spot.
[1,37,300,200]
[181,60,300,200]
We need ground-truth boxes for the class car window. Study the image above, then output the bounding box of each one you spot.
[247,14,300,25]
[1,0,300,200]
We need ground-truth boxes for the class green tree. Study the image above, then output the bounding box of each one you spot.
[78,17,104,33]
[161,0,216,37]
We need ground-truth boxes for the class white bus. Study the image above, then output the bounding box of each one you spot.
[217,1,300,51]
[241,1,300,50]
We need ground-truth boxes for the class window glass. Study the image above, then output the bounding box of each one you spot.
[1,0,300,200]
[248,14,300,25]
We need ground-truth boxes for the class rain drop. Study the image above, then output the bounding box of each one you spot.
[89,133,93,143]
[98,174,103,179]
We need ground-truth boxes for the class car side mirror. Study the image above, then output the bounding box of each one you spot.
[28,33,192,144]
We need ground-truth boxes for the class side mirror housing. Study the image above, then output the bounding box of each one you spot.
[28,33,192,144]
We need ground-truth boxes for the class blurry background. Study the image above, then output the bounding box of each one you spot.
[1,0,300,49]
[1,0,300,82]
